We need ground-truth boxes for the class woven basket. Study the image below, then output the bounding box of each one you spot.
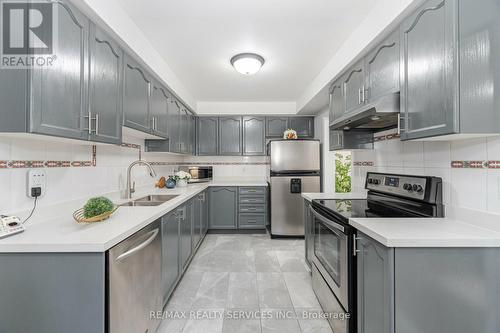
[73,206,118,223]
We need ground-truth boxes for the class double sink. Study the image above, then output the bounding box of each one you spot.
[120,194,179,207]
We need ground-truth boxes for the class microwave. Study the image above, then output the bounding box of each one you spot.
[178,166,213,183]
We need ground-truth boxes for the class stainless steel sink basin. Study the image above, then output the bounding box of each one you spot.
[120,194,179,207]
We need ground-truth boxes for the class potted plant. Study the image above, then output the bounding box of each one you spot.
[283,129,298,140]
[174,170,192,187]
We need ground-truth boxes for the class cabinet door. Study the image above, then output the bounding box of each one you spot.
[31,1,89,140]
[180,202,193,271]
[329,129,343,151]
[365,30,400,103]
[357,232,395,333]
[400,0,457,140]
[303,200,314,267]
[192,195,202,249]
[189,114,196,155]
[179,107,190,154]
[209,187,237,229]
[266,117,289,138]
[123,55,151,132]
[150,82,169,138]
[197,117,218,155]
[88,24,122,144]
[289,117,314,138]
[243,116,266,155]
[201,190,209,235]
[329,80,344,126]
[168,99,181,153]
[218,117,242,155]
[161,210,180,303]
[343,60,366,114]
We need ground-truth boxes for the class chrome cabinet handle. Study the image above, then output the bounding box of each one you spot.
[353,235,362,256]
[95,113,99,136]
[115,229,159,262]
[84,111,92,134]
[362,86,367,103]
[358,88,362,104]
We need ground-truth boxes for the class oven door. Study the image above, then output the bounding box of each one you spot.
[310,206,350,312]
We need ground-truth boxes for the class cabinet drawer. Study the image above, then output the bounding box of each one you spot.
[239,196,266,204]
[239,187,266,195]
[239,204,266,213]
[239,214,266,229]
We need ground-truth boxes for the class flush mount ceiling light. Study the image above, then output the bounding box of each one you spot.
[230,53,265,75]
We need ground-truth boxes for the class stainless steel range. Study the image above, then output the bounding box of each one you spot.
[310,172,444,333]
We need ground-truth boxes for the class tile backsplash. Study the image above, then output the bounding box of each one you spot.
[351,129,500,214]
[0,136,269,214]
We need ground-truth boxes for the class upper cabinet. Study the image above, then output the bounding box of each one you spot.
[218,117,243,155]
[123,55,151,133]
[343,60,366,114]
[242,116,266,155]
[168,99,181,153]
[366,30,400,103]
[150,82,169,138]
[197,117,218,156]
[290,117,314,138]
[88,24,123,145]
[265,117,289,137]
[400,0,456,140]
[30,0,89,141]
[329,79,345,126]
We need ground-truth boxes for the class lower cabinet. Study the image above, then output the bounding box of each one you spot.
[193,193,203,249]
[209,187,238,229]
[303,199,314,268]
[180,202,193,271]
[238,187,267,230]
[357,232,395,333]
[161,210,180,304]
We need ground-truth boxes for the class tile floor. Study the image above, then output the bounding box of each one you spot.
[157,234,333,333]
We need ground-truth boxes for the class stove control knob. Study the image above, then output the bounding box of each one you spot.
[372,179,380,185]
[367,178,373,184]
[403,183,412,191]
[413,184,423,193]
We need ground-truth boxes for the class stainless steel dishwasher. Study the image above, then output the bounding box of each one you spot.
[108,220,162,333]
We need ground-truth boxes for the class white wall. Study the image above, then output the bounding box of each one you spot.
[351,131,500,215]
[74,0,196,110]
[196,102,297,115]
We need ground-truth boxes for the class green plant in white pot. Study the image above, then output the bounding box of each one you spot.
[175,170,192,187]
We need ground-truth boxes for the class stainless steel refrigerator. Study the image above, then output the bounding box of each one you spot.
[269,139,321,237]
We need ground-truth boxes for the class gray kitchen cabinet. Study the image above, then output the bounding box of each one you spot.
[179,202,193,270]
[123,55,151,133]
[0,252,105,333]
[168,99,181,153]
[329,129,374,151]
[289,117,315,138]
[238,187,267,230]
[303,199,314,268]
[31,0,89,141]
[189,113,196,155]
[266,117,289,138]
[88,24,123,145]
[365,29,400,103]
[150,81,169,138]
[329,79,344,126]
[209,187,238,229]
[201,190,209,236]
[161,209,180,305]
[180,107,189,154]
[343,59,366,114]
[218,117,243,155]
[197,117,218,155]
[400,0,456,140]
[243,116,266,155]
[193,194,202,249]
[357,232,395,333]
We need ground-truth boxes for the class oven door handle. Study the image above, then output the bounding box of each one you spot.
[309,206,345,233]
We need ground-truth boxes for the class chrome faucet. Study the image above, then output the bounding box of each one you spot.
[124,160,157,199]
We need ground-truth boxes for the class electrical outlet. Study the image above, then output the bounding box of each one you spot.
[27,169,46,198]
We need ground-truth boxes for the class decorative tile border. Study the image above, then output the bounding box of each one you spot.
[451,161,488,169]
[353,161,374,167]
[0,145,97,169]
[374,132,401,142]
[150,161,270,166]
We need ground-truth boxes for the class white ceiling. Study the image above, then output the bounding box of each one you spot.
[118,0,377,103]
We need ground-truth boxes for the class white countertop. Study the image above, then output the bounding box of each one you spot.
[350,218,500,248]
[0,180,268,253]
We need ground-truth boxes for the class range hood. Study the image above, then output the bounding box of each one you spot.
[330,92,400,131]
